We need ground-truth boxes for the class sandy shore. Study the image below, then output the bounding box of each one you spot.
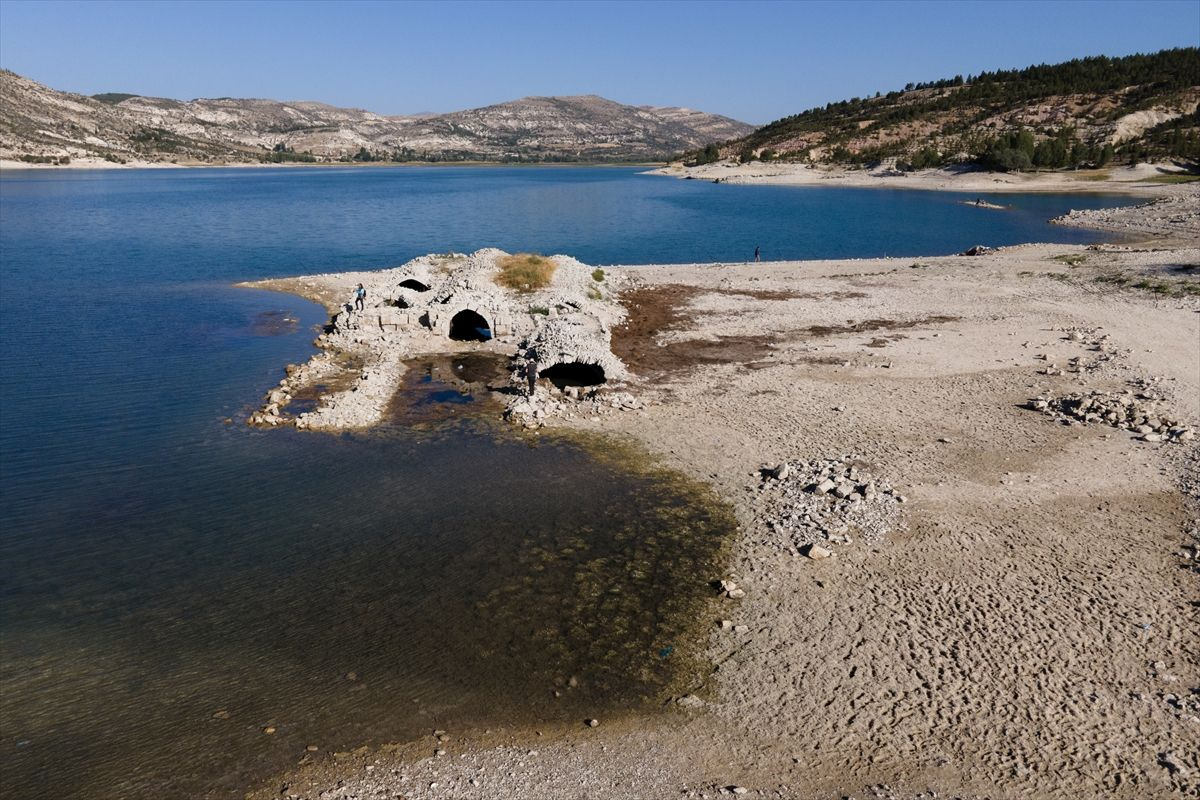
[246,192,1199,799]
[649,160,1199,197]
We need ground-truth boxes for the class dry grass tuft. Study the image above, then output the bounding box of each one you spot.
[495,253,557,292]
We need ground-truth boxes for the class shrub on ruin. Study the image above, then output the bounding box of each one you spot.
[495,253,557,293]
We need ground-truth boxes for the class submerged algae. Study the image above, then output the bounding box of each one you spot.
[472,429,738,707]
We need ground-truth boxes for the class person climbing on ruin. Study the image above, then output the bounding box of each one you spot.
[754,245,761,263]
[354,283,366,311]
[526,355,540,397]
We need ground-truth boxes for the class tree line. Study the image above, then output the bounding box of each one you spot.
[694,47,1200,170]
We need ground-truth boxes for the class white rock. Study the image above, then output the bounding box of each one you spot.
[804,544,833,560]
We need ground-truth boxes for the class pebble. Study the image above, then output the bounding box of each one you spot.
[262,726,276,735]
[586,718,600,727]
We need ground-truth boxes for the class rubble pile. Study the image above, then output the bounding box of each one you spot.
[1034,326,1125,376]
[505,388,644,429]
[1028,383,1194,443]
[753,455,907,555]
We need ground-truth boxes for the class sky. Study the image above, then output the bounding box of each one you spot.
[1,0,1197,124]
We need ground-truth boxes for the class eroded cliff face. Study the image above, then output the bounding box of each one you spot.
[0,70,752,164]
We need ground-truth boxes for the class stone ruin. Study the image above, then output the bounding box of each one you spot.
[249,248,635,430]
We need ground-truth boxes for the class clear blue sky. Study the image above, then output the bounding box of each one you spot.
[1,0,1196,124]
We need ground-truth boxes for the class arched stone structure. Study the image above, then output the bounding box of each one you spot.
[540,361,606,388]
[449,309,492,341]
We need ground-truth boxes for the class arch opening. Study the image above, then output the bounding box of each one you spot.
[449,309,492,341]
[541,361,606,388]
[399,279,431,292]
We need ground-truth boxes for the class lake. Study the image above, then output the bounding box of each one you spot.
[0,166,1132,799]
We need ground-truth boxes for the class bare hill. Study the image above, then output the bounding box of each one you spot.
[0,71,752,165]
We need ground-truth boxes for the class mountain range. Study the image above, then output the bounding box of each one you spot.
[0,70,753,165]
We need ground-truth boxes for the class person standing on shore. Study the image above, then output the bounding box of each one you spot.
[754,245,761,263]
[354,283,366,311]
[526,355,540,397]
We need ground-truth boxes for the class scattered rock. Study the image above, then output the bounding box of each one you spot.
[1028,383,1190,444]
[803,544,833,560]
[757,456,906,555]
[585,718,600,728]
[718,579,745,599]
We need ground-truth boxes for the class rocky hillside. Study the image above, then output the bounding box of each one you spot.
[0,70,752,165]
[694,48,1200,170]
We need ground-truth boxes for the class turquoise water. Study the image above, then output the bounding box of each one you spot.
[0,166,1131,799]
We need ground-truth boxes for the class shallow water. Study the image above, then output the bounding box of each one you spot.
[0,166,1132,799]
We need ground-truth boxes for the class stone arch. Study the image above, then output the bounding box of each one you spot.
[540,361,606,388]
[398,279,430,292]
[449,309,492,341]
